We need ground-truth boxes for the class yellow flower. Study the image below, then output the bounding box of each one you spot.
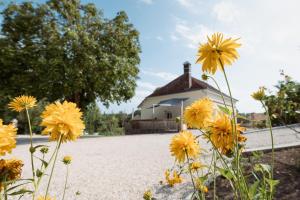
[143,190,152,200]
[184,98,213,129]
[170,131,200,163]
[62,155,72,165]
[195,179,208,193]
[0,159,23,190]
[196,32,241,74]
[165,170,183,187]
[40,101,85,143]
[36,196,56,200]
[8,95,37,112]
[189,161,204,172]
[0,119,17,156]
[252,87,266,101]
[209,113,246,154]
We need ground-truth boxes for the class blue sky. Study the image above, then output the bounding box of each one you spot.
[2,0,300,113]
[94,0,300,114]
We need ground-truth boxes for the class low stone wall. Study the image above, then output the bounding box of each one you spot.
[124,119,179,134]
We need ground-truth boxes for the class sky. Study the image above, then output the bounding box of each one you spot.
[3,0,300,114]
[93,0,300,114]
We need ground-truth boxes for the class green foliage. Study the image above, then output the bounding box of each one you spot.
[0,0,141,111]
[84,102,101,135]
[264,72,300,126]
[84,102,128,135]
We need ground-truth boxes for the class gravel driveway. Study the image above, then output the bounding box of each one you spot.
[7,125,300,200]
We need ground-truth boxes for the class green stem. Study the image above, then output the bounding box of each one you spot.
[36,141,61,193]
[261,101,274,178]
[261,101,275,200]
[62,166,69,200]
[219,61,249,199]
[25,108,36,200]
[45,136,63,198]
[185,151,201,200]
[213,150,217,200]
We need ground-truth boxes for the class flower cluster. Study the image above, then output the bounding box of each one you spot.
[165,170,183,187]
[0,96,84,199]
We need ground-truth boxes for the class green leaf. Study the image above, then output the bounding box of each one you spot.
[252,151,264,159]
[266,178,279,191]
[6,182,31,192]
[217,167,234,180]
[34,156,49,168]
[8,189,33,196]
[254,163,271,174]
[3,179,34,185]
[249,180,260,199]
[218,105,232,115]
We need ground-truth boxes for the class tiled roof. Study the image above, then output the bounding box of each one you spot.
[147,73,231,98]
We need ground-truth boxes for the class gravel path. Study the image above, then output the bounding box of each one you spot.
[6,125,300,200]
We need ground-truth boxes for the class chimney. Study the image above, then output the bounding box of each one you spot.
[183,61,192,88]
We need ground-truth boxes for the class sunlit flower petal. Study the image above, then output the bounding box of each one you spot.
[196,33,241,74]
[0,119,17,156]
[170,131,200,163]
[40,101,85,143]
[8,95,37,112]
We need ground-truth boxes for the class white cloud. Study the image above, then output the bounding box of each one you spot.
[137,80,157,90]
[172,19,214,48]
[212,1,240,23]
[177,0,192,7]
[142,70,178,81]
[176,0,204,14]
[140,0,153,5]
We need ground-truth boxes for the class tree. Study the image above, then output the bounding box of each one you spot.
[0,0,140,113]
[264,71,300,126]
[84,102,101,134]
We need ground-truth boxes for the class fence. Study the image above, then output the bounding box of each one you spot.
[124,119,179,134]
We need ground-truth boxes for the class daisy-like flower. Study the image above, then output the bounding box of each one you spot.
[62,155,72,165]
[196,32,241,74]
[252,87,266,101]
[184,98,213,129]
[209,113,246,154]
[40,101,85,143]
[0,159,23,190]
[8,95,37,112]
[170,131,200,163]
[189,161,204,172]
[0,119,17,156]
[36,196,56,200]
[165,169,183,187]
[143,190,152,200]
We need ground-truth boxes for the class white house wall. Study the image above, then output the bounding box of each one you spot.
[139,89,237,120]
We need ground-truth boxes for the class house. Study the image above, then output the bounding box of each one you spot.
[137,61,237,121]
